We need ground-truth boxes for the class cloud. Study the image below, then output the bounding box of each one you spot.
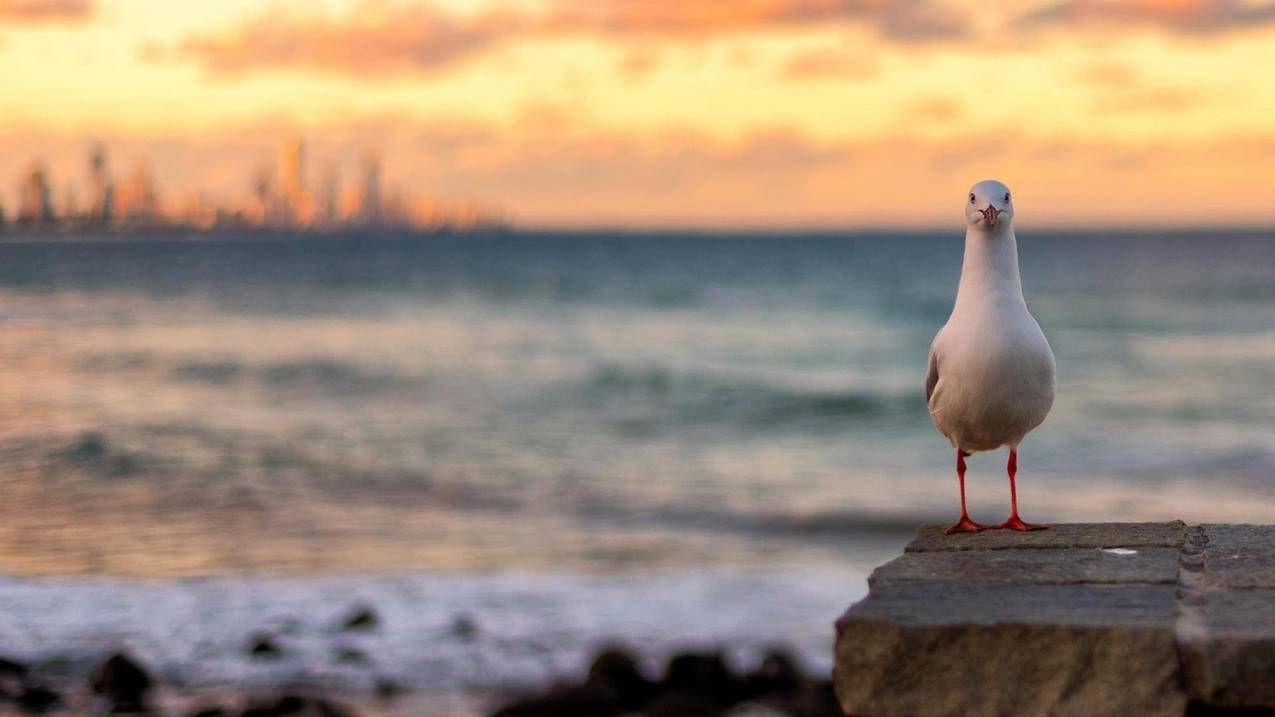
[163,4,524,77]
[161,0,970,78]
[0,0,92,22]
[1023,0,1275,35]
[781,48,880,79]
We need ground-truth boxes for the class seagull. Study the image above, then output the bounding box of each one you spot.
[925,180,1056,533]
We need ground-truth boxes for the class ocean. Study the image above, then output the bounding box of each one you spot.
[0,229,1272,707]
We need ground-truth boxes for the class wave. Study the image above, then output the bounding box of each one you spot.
[583,363,923,431]
[167,357,422,395]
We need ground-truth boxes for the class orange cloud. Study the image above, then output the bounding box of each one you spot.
[0,0,91,22]
[1024,0,1275,34]
[164,5,524,77]
[781,48,879,80]
[160,0,969,77]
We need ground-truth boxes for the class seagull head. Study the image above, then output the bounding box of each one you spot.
[964,179,1014,232]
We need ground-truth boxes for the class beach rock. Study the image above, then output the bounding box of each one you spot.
[645,691,727,717]
[248,633,284,660]
[89,652,154,713]
[451,614,479,641]
[0,656,29,698]
[586,647,654,710]
[339,605,379,632]
[184,708,231,717]
[239,694,360,717]
[372,678,402,701]
[332,646,368,665]
[742,649,802,700]
[491,681,621,717]
[15,684,61,714]
[662,651,742,707]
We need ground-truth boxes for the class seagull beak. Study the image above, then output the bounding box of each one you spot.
[980,205,999,224]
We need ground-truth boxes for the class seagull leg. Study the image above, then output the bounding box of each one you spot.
[944,450,986,534]
[997,448,1047,531]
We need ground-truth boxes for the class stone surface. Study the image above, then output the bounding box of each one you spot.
[1198,524,1275,588]
[835,522,1275,717]
[906,521,1186,553]
[870,547,1180,587]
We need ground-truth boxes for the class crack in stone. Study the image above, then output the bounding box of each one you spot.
[1175,524,1210,701]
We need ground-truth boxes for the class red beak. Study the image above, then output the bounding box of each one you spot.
[980,205,999,222]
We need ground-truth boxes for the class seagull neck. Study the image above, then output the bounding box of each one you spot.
[955,226,1024,307]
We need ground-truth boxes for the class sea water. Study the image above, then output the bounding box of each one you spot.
[0,229,1272,695]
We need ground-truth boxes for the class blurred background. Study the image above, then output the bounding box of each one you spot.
[0,0,1274,714]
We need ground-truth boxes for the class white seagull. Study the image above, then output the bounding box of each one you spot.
[925,179,1056,533]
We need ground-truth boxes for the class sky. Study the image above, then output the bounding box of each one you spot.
[2,0,1275,228]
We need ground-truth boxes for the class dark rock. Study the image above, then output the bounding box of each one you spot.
[332,646,368,665]
[0,656,29,698]
[491,681,621,717]
[185,708,232,717]
[248,633,284,660]
[339,605,379,632]
[89,653,154,712]
[372,678,402,701]
[661,651,741,707]
[586,647,654,710]
[906,520,1187,553]
[742,649,802,699]
[644,691,726,717]
[15,684,61,714]
[451,615,479,641]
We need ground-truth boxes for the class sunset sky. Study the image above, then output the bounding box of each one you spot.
[2,0,1275,228]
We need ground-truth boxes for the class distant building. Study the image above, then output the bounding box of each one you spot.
[280,137,309,226]
[317,161,339,228]
[17,162,55,224]
[359,151,381,225]
[87,142,115,223]
[117,159,161,223]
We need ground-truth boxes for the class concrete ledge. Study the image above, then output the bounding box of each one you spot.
[834,522,1275,717]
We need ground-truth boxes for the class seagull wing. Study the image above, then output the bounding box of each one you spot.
[925,330,943,405]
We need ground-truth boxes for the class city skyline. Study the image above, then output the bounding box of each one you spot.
[2,1,1275,228]
[5,138,508,232]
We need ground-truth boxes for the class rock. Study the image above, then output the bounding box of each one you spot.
[742,649,802,700]
[836,522,1219,717]
[585,647,654,710]
[870,547,1181,587]
[332,647,368,665]
[451,614,479,641]
[662,651,742,707]
[239,694,359,716]
[89,653,154,713]
[905,521,1187,553]
[491,681,621,717]
[15,684,61,714]
[0,656,29,698]
[247,633,284,660]
[339,605,379,632]
[372,678,402,701]
[184,708,232,717]
[645,691,727,717]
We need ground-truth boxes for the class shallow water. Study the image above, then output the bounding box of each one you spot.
[0,229,1272,695]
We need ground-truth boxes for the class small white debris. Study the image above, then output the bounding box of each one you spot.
[1103,548,1138,556]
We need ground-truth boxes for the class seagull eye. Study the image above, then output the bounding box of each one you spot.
[969,193,976,204]
[1004,193,1011,202]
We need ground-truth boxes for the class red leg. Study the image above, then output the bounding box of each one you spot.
[944,450,986,534]
[997,448,1047,531]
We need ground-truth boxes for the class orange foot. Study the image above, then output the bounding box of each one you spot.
[997,516,1048,531]
[944,516,988,534]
